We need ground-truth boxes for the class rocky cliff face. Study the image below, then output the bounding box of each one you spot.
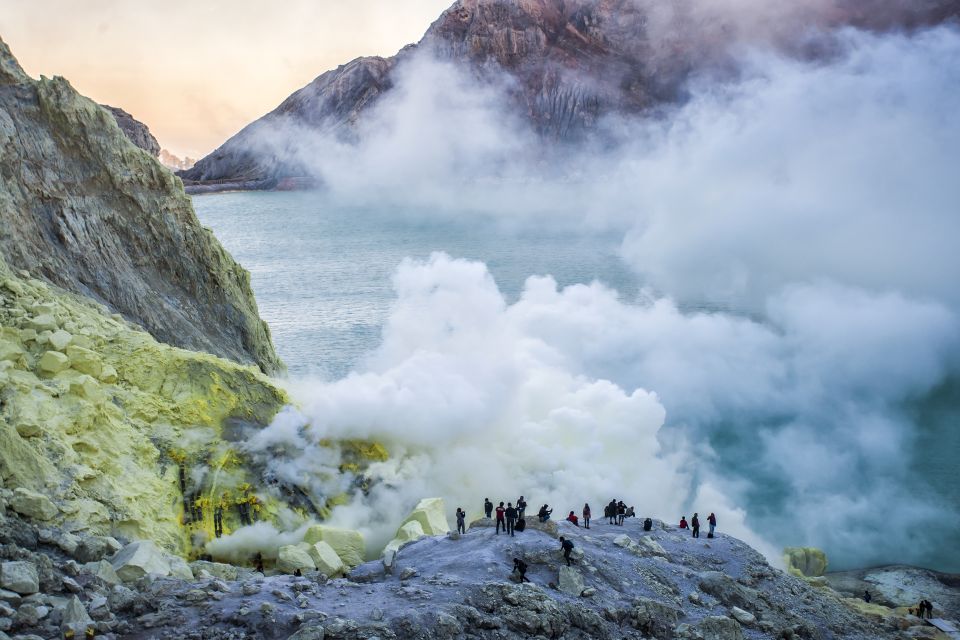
[181,0,960,187]
[0,37,283,374]
[101,105,161,157]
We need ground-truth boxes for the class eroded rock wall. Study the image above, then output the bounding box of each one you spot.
[0,36,283,374]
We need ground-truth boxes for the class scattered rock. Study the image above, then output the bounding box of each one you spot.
[189,560,239,581]
[75,535,122,563]
[303,525,365,568]
[730,606,756,625]
[9,489,58,521]
[307,541,346,578]
[37,349,69,374]
[0,561,38,595]
[111,541,174,582]
[399,567,418,581]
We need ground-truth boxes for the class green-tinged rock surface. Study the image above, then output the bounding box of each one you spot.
[307,541,346,577]
[0,36,282,374]
[277,545,316,574]
[0,257,290,554]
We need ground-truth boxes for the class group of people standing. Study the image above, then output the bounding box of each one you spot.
[482,496,534,536]
[678,512,717,538]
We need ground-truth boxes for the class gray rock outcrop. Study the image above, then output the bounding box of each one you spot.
[0,36,283,373]
[101,105,160,156]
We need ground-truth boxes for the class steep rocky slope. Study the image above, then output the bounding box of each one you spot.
[102,105,161,157]
[1,512,955,639]
[181,0,960,187]
[0,37,283,374]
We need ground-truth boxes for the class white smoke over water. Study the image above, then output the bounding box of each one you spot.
[236,23,960,570]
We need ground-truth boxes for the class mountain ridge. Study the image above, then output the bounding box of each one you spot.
[180,0,960,189]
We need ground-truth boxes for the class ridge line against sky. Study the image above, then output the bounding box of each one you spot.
[0,0,453,158]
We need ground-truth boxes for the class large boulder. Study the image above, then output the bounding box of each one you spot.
[111,540,175,582]
[0,561,38,595]
[82,560,121,585]
[783,547,828,578]
[306,541,346,577]
[277,544,316,574]
[400,498,449,536]
[61,595,93,636]
[9,488,58,521]
[303,525,365,567]
[558,565,585,596]
[383,520,426,567]
[189,561,239,581]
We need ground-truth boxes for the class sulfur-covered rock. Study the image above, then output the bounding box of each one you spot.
[189,561,239,581]
[167,555,195,580]
[65,345,102,377]
[98,364,118,383]
[383,520,426,564]
[303,525,365,567]
[307,541,346,577]
[48,329,72,351]
[0,339,23,363]
[277,545,316,574]
[0,562,38,595]
[9,488,58,521]
[783,547,828,578]
[28,315,58,333]
[111,541,174,582]
[400,498,450,536]
[37,350,69,374]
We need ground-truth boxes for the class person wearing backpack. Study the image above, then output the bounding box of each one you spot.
[559,536,575,566]
[643,517,653,531]
[582,503,591,529]
[707,512,717,538]
[495,502,506,534]
[515,516,526,532]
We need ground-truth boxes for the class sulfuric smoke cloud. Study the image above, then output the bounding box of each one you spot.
[234,20,960,571]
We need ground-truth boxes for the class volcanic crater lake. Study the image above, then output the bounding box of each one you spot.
[193,190,638,379]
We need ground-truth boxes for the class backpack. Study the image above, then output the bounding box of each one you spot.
[515,518,526,532]
[562,539,574,551]
[643,518,653,531]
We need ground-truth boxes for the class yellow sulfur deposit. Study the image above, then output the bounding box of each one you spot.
[0,256,288,555]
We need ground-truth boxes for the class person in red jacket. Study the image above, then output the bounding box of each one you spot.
[495,502,506,535]
[566,511,579,526]
[679,516,688,529]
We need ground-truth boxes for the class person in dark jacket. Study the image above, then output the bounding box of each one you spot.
[691,513,700,538]
[863,590,872,603]
[559,536,575,566]
[538,504,553,522]
[617,501,626,525]
[513,557,530,583]
[582,503,591,529]
[456,507,466,534]
[495,502,506,534]
[516,496,527,518]
[484,498,493,519]
[708,512,717,537]
[506,503,518,536]
[607,499,617,524]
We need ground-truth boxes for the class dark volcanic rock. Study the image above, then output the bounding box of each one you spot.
[0,37,283,374]
[180,0,960,187]
[101,105,161,157]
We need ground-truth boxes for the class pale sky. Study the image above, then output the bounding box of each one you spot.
[0,0,453,158]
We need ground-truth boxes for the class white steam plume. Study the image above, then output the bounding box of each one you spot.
[237,25,960,570]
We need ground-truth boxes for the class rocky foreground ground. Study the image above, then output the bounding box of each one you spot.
[2,499,956,640]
